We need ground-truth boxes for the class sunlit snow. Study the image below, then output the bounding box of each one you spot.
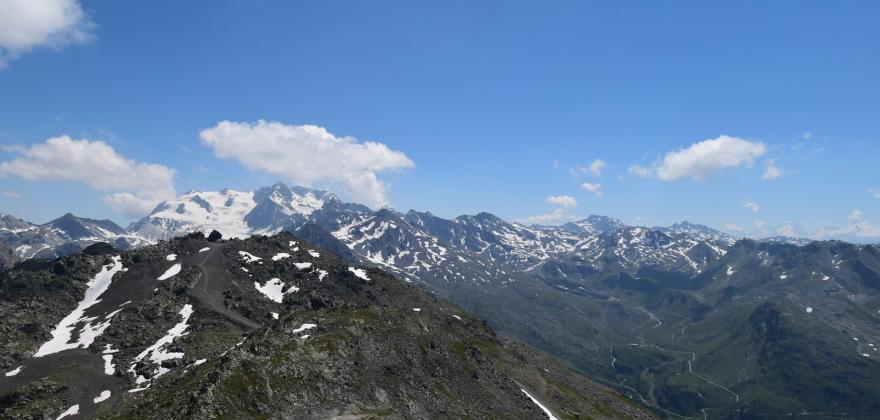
[102,354,115,375]
[93,390,111,403]
[521,389,558,420]
[56,404,80,419]
[157,263,182,280]
[128,304,194,385]
[254,278,298,303]
[348,267,370,281]
[4,366,23,377]
[292,323,317,334]
[34,256,125,357]
[239,251,262,263]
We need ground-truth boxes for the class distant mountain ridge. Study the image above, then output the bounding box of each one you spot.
[1,182,753,269]
[0,212,149,260]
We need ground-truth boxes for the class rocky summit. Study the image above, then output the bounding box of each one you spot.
[0,232,654,419]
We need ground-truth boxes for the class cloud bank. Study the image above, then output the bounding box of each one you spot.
[200,120,414,209]
[0,136,176,217]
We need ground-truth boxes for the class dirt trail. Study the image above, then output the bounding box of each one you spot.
[188,244,261,330]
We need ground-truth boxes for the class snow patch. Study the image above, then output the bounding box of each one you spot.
[239,251,262,263]
[271,252,291,261]
[521,389,558,420]
[166,253,177,261]
[413,308,422,312]
[102,354,115,375]
[254,278,298,303]
[308,250,320,258]
[348,267,370,281]
[128,304,194,385]
[5,366,23,377]
[271,312,279,320]
[35,256,125,357]
[194,359,207,366]
[56,404,80,419]
[292,323,317,334]
[805,307,813,314]
[294,262,312,269]
[157,263,182,280]
[726,266,736,276]
[199,247,210,252]
[93,390,111,403]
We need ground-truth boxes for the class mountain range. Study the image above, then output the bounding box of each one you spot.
[0,231,654,418]
[3,182,879,417]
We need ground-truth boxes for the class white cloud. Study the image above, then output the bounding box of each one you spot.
[200,120,414,209]
[628,164,653,178]
[634,135,767,181]
[0,0,93,67]
[803,132,813,140]
[0,136,176,217]
[743,200,760,213]
[869,188,880,199]
[581,182,604,197]
[516,208,578,226]
[813,211,880,241]
[762,161,783,180]
[546,195,577,208]
[570,159,606,177]
[776,222,801,238]
[1,190,19,198]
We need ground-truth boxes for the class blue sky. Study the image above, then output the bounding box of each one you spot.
[0,1,878,241]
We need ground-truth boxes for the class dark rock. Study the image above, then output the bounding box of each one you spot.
[207,230,223,242]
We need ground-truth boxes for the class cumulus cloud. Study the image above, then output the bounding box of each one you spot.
[0,0,93,67]
[814,210,880,240]
[776,222,802,238]
[762,161,783,180]
[546,195,577,208]
[516,208,578,226]
[570,159,605,177]
[200,120,414,209]
[518,194,580,226]
[631,135,767,181]
[803,132,813,140]
[0,136,176,217]
[743,200,760,213]
[581,182,604,197]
